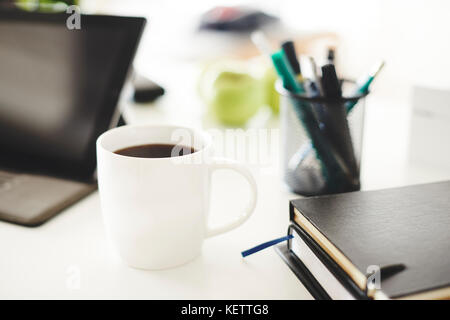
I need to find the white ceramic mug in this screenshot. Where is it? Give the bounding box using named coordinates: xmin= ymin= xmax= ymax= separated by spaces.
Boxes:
xmin=96 ymin=125 xmax=257 ymax=270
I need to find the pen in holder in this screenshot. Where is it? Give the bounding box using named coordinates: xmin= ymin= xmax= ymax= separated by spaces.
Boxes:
xmin=277 ymin=80 xmax=367 ymax=196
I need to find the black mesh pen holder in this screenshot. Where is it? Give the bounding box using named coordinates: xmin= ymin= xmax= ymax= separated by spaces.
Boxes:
xmin=277 ymin=80 xmax=368 ymax=196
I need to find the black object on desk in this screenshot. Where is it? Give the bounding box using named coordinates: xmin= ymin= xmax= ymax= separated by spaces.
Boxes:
xmin=132 ymin=73 xmax=165 ymax=103
xmin=277 ymin=181 xmax=450 ymax=300
xmin=0 ymin=11 xmax=145 ymax=226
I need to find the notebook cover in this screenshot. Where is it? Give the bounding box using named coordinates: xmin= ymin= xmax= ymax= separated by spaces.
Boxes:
xmin=290 ymin=181 xmax=450 ymax=299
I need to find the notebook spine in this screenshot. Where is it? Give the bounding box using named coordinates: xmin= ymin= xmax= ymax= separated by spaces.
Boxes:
xmin=287 ymin=223 xmax=370 ymax=299
xmin=274 ymin=244 xmax=331 ymax=300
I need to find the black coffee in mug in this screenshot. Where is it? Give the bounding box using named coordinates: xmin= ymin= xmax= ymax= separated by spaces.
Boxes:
xmin=98 ymin=125 xmax=257 ymax=269
xmin=114 ymin=144 xmax=197 ymax=158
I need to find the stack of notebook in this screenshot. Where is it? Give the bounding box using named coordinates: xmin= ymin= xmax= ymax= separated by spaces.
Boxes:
xmin=276 ymin=181 xmax=450 ymax=300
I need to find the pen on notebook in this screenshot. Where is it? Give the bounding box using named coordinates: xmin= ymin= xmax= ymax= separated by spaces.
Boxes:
xmin=379 ymin=263 xmax=407 ymax=280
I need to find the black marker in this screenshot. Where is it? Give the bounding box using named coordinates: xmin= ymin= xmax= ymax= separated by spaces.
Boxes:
xmin=321 ymin=64 xmax=359 ymax=189
xmin=327 ymin=47 xmax=335 ymax=64
xmin=281 ymin=40 xmax=301 ymax=76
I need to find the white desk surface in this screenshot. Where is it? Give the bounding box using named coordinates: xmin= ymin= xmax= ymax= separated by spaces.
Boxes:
xmin=1 ymin=58 xmax=449 ymax=299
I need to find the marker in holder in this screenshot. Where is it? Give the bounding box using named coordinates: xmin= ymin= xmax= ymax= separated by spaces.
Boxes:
xmin=277 ymin=80 xmax=368 ymax=196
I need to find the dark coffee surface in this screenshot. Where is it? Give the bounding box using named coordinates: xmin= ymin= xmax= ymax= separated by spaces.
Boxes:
xmin=114 ymin=144 xmax=197 ymax=158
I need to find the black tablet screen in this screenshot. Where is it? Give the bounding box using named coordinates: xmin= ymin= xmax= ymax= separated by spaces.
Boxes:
xmin=0 ymin=13 xmax=143 ymax=180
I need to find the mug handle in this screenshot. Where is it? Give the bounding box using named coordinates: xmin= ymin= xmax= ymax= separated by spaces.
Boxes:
xmin=206 ymin=158 xmax=257 ymax=238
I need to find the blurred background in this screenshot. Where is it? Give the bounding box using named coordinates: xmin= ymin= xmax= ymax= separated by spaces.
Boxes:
xmin=2 ymin=0 xmax=450 ymax=189
xmin=75 ymin=0 xmax=450 ymax=100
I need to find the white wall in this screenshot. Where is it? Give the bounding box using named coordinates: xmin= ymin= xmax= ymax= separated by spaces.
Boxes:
xmin=85 ymin=0 xmax=450 ymax=102
xmin=281 ymin=0 xmax=450 ymax=102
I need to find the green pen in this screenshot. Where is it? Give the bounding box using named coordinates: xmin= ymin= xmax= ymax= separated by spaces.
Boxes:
xmin=271 ymin=50 xmax=305 ymax=94
xmin=346 ymin=61 xmax=385 ymax=112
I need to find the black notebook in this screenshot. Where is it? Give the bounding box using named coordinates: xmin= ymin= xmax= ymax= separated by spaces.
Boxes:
xmin=289 ymin=181 xmax=450 ymax=299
